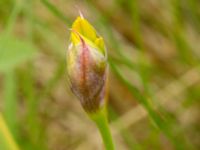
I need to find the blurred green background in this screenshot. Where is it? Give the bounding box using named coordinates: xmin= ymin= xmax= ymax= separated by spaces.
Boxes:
xmin=0 ymin=0 xmax=200 ymax=150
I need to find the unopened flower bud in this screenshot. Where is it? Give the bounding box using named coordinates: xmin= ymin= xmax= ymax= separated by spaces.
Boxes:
xmin=66 ymin=16 xmax=108 ymax=113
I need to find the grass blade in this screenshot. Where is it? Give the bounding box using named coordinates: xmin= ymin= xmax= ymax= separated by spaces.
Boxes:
xmin=0 ymin=113 xmax=20 ymax=150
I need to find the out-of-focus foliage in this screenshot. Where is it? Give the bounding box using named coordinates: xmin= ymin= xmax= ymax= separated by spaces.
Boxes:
xmin=0 ymin=35 xmax=36 ymax=72
xmin=0 ymin=0 xmax=200 ymax=150
xmin=0 ymin=0 xmax=14 ymax=24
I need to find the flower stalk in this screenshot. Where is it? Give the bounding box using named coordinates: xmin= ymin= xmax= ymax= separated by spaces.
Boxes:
xmin=90 ymin=106 xmax=115 ymax=150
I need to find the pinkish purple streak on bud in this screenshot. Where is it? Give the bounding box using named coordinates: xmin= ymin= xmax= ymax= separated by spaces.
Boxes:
xmin=80 ymin=38 xmax=105 ymax=112
xmin=79 ymin=37 xmax=90 ymax=102
xmin=67 ymin=34 xmax=107 ymax=113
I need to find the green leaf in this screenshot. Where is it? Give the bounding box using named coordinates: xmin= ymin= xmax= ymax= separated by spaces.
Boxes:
xmin=0 ymin=35 xmax=37 ymax=72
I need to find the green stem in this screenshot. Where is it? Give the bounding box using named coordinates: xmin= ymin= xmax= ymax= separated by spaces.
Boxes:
xmin=4 ymin=71 xmax=18 ymax=138
xmin=5 ymin=0 xmax=22 ymax=36
xmin=90 ymin=107 xmax=115 ymax=150
xmin=0 ymin=113 xmax=19 ymax=150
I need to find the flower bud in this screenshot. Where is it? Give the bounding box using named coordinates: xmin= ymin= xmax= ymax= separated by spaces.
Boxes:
xmin=66 ymin=16 xmax=108 ymax=113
